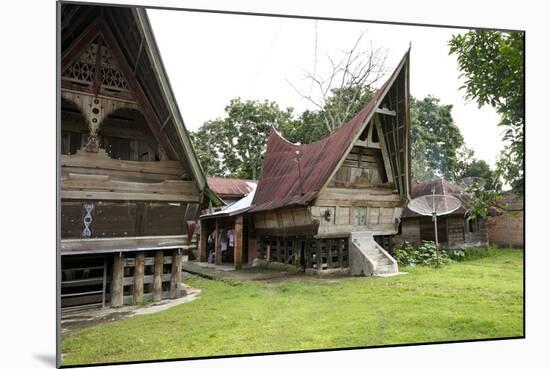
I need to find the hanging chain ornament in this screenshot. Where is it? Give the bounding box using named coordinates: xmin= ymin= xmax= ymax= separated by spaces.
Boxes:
xmin=82 ymin=202 xmax=94 ymax=238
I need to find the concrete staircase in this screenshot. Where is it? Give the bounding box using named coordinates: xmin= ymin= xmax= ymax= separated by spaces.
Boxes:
xmin=349 ymin=231 xmax=399 ymax=276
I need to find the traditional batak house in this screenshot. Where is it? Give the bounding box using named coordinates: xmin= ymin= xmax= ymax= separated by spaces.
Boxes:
xmin=248 ymin=50 xmax=412 ymax=276
xmin=396 ymin=178 xmax=491 ymax=249
xmin=59 ymin=4 xmax=221 ymax=308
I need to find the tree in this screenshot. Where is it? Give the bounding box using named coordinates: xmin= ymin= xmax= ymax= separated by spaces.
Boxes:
xmin=449 ymin=30 xmax=524 ymax=194
xmin=461 ymin=182 xmax=503 ymax=221
xmin=455 ymin=152 xmax=502 ymax=192
xmin=288 ymin=31 xmax=386 ymax=134
xmin=191 ymin=98 xmax=295 ymax=179
xmin=410 ymin=96 xmax=464 ymax=181
xmin=282 ymin=87 xmax=374 ymax=145
xmin=278 ymin=109 xmax=329 ymax=145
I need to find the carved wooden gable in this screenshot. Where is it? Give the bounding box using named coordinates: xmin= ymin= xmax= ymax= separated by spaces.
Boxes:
xmin=62 ymin=36 xmax=134 ymax=102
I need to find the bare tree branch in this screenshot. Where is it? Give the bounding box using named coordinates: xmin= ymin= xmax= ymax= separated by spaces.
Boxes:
xmin=290 ymin=30 xmax=388 ymax=132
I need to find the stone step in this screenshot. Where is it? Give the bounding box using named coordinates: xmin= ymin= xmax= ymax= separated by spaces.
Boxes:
xmin=350 ymin=231 xmax=399 ymax=277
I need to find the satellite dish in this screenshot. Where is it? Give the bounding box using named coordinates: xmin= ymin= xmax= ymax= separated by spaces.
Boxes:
xmin=406 ymin=188 xmax=462 ymax=267
xmin=408 ymin=194 xmax=462 ymax=217
xmin=457 ymin=177 xmax=486 ymax=191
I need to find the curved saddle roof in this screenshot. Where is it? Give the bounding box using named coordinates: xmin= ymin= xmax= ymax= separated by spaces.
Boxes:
xmin=252 ymin=49 xmax=410 ymax=212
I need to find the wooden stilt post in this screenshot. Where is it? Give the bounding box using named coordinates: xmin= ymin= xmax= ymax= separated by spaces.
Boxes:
xmin=304 ymin=239 xmax=309 ymax=269
xmin=338 ymin=239 xmax=344 ymax=268
xmin=328 ymin=240 xmax=333 ymax=269
xmin=102 ymin=255 xmax=107 ymax=308
xmin=215 ymin=218 xmax=222 ymax=265
xmin=234 ymin=215 xmax=243 ymax=270
xmin=133 ymin=252 xmax=145 ymax=303
xmin=247 ymin=220 xmax=257 ymax=264
xmin=153 ymin=250 xmax=163 ymax=302
xmin=199 ymin=219 xmax=208 ymax=262
xmin=316 ymin=240 xmax=322 ymax=270
xmin=170 ymin=249 xmax=183 ymax=299
xmin=111 ymin=252 xmax=124 ymax=307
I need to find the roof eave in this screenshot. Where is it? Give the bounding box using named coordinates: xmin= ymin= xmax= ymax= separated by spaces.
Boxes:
xmin=135 ymin=9 xmax=222 ymax=205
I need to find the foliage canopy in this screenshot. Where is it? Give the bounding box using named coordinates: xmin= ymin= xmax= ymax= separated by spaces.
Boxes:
xmin=449 ymin=30 xmax=524 ymax=193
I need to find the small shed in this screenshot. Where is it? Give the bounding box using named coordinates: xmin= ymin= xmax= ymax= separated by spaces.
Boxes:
xmin=199 ymin=184 xmax=257 ymax=269
xmin=396 ymin=178 xmax=490 ymax=249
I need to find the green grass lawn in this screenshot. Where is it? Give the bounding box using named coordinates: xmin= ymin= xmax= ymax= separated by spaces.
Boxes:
xmin=61 ymin=248 xmax=524 ymax=366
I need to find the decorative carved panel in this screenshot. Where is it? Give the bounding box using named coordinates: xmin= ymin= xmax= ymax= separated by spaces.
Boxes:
xmin=62 ymin=39 xmax=134 ymax=100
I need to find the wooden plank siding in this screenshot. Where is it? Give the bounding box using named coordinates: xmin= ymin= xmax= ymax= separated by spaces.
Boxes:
xmin=311 ymin=184 xmax=403 ymax=237
xmin=61 ymin=200 xmax=196 ymax=239
xmin=330 ymin=146 xmax=388 ymax=188
xmin=253 ymin=208 xmax=318 ymax=237
xmin=61 ymin=150 xmax=194 ymax=182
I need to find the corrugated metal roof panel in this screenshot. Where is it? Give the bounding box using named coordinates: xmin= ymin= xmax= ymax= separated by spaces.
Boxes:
xmin=207 ymin=177 xmax=255 ymax=198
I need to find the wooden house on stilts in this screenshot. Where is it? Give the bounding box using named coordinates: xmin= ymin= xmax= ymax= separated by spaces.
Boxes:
xmin=59 ymin=4 xmax=221 ymax=308
xmin=248 ymin=50 xmax=412 ymax=276
xmin=198 ymin=50 xmax=413 ymax=276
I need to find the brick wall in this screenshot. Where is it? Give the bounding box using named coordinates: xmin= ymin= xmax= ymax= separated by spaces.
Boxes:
xmin=461 ymin=217 xmax=489 ymax=248
xmin=487 ymin=211 xmax=524 ymax=247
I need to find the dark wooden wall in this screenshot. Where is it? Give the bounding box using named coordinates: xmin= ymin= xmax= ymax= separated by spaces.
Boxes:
xmin=447 ymin=216 xmax=466 ymax=246
xmin=61 ymin=200 xmax=197 ymax=239
xmin=419 ymin=216 xmax=447 ymax=244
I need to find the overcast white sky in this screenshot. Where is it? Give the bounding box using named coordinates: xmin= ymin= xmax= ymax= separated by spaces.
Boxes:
xmin=148 ymin=9 xmax=505 ymax=168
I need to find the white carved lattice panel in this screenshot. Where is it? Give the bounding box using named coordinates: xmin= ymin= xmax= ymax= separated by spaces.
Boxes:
xmin=62 ymin=41 xmax=132 ymax=94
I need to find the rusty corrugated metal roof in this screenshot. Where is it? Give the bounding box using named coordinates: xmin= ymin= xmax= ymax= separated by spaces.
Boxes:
xmin=252 ymin=51 xmax=410 ymax=212
xmin=207 ymin=177 xmax=255 ymax=198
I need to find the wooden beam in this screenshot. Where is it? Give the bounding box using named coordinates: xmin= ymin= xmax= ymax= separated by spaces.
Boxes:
xmin=102 ymin=256 xmax=107 ymax=308
xmin=153 ymin=251 xmax=163 ymax=302
xmin=92 ymin=42 xmax=104 ymax=97
xmin=199 ymin=220 xmax=208 ymax=262
xmin=110 ymin=253 xmax=124 ymax=307
xmin=62 ymin=18 xmax=102 ymax=70
xmin=247 ymin=221 xmax=257 ymax=264
xmin=234 ymin=215 xmax=243 ymax=270
xmin=62 ymin=152 xmax=186 ymax=175
xmin=375 ymin=107 xmax=397 ymax=116
xmin=214 ymin=219 xmax=222 ymax=265
xmin=170 ymin=250 xmax=183 ymax=299
xmin=62 ymin=177 xmax=198 ymax=196
xmin=375 ymin=115 xmax=395 ymax=183
xmin=61 ymin=190 xmax=199 ymax=202
xmin=315 ymin=241 xmax=322 ymax=270
xmin=133 ymin=252 xmax=145 ymax=303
